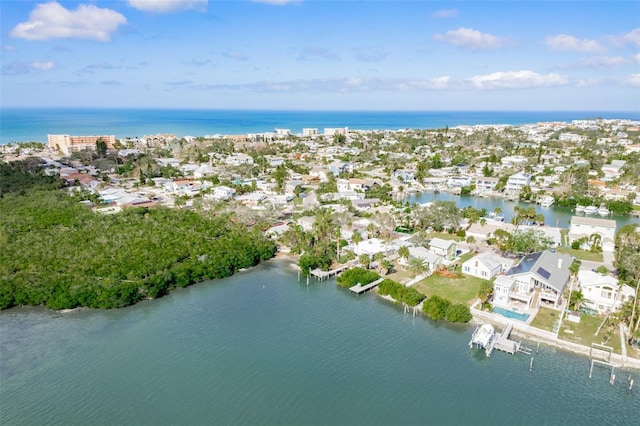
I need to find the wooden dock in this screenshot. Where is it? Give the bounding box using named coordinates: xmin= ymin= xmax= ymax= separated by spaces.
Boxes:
xmin=349 ymin=278 xmax=384 ymax=294
xmin=487 ymin=323 xmax=532 ymax=357
xmin=309 ymin=264 xmax=351 ymax=281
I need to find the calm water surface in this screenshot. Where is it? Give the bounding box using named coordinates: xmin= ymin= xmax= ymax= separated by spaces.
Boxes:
xmin=1 ymin=259 xmax=638 ymax=425
xmin=408 ymin=191 xmax=640 ymax=229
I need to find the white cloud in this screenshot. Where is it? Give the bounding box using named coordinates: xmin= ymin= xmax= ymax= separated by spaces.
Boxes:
xmin=544 ymin=34 xmax=604 ymax=53
xmin=635 ymin=53 xmax=640 ymax=63
xmin=2 ymin=60 xmax=56 ymax=75
xmin=581 ymin=56 xmax=629 ymax=67
xmin=433 ymin=27 xmax=508 ymax=51
xmin=625 ymin=73 xmax=640 ymax=87
xmin=3 ymin=45 xmax=17 ymax=51
xmin=251 ymin=0 xmax=301 ymax=5
xmin=30 ymin=61 xmax=55 ymax=71
xmin=623 ymin=28 xmax=640 ymax=46
xmin=186 ymin=77 xmax=451 ymax=93
xmin=432 ymin=9 xmax=458 ymax=18
xmin=10 ymin=2 xmax=126 ymax=41
xmin=466 ymin=70 xmax=569 ymax=90
xmin=128 ymin=0 xmax=207 ymax=13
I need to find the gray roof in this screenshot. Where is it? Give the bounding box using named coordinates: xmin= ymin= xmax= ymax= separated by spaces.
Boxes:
xmin=505 ymin=250 xmax=572 ymax=293
xmin=570 ymin=216 xmax=616 ymax=228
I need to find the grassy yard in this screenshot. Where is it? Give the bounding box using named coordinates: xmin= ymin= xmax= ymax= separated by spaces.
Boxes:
xmin=386 ymin=265 xmax=414 ymax=284
xmin=560 ymin=229 xmax=569 ymax=247
xmin=529 ymin=307 xmax=559 ymax=332
xmin=559 ymin=313 xmax=622 ymax=354
xmin=557 ymin=247 xmax=603 ymax=262
xmin=412 ymin=273 xmax=488 ymax=305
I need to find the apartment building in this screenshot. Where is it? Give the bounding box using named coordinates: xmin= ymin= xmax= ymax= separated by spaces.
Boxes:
xmin=48 ymin=134 xmax=115 ymax=155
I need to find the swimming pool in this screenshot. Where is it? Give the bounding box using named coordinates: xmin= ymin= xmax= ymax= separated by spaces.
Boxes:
xmin=493 ymin=306 xmax=530 ymax=322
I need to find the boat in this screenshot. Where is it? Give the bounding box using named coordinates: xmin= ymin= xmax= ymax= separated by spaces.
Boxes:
xmin=598 ymin=203 xmax=610 ymax=216
xmin=575 ymin=204 xmax=585 ymax=213
xmin=584 ymin=205 xmax=598 ymax=215
xmin=469 ymin=324 xmax=495 ymax=350
xmin=539 ymin=195 xmax=554 ymax=208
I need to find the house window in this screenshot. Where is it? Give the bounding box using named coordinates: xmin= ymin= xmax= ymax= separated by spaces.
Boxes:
xmin=601 ymin=290 xmax=612 ymax=299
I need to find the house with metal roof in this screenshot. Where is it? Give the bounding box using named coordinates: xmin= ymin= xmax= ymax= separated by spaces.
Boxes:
xmin=493 ymin=250 xmax=573 ymax=309
xmin=428 ymin=237 xmax=458 ymax=260
xmin=462 ymin=252 xmax=514 ymax=280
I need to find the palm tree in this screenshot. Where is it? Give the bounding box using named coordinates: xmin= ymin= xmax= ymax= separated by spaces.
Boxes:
xmin=398 ymin=245 xmax=410 ymax=262
xmin=373 ymin=252 xmax=386 ymax=272
xmin=589 ymin=233 xmax=602 ymax=252
xmin=408 ymin=256 xmax=429 ymax=277
xmin=351 ymin=230 xmax=363 ymax=245
xmin=358 ymin=253 xmax=371 ymax=269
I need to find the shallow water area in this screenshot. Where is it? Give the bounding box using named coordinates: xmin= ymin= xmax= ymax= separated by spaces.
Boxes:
xmin=1 ymin=259 xmax=638 ymax=425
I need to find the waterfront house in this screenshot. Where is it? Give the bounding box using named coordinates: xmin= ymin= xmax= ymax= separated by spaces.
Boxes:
xmin=493 ymin=251 xmax=572 ymax=309
xmin=462 ymin=252 xmax=514 ymax=280
xmin=428 ymin=238 xmax=457 ymax=260
xmin=577 ymin=270 xmax=635 ymax=314
xmin=568 ymin=216 xmax=616 ymax=253
xmin=398 ymin=246 xmax=443 ymax=274
xmin=475 ymin=177 xmax=500 ymax=192
xmin=505 ymin=172 xmax=531 ymax=192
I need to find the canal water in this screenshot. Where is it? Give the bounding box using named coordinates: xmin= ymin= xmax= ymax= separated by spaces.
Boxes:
xmin=1 ymin=259 xmax=638 ymax=425
xmin=407 ymin=191 xmax=640 ymax=229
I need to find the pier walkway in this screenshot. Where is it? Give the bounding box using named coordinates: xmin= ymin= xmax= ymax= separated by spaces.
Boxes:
xmin=349 ymin=278 xmax=384 ymax=294
xmin=309 ymin=263 xmax=352 ymax=281
xmin=487 ymin=323 xmax=532 ymax=357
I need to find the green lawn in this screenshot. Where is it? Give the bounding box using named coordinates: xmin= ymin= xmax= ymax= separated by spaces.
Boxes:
xmin=412 ymin=273 xmax=488 ymax=305
xmin=529 ymin=307 xmax=559 ymax=332
xmin=560 ymin=229 xmax=569 ymax=247
xmin=559 ymin=313 xmax=622 ymax=354
xmin=387 ymin=266 xmax=414 ymax=284
xmin=557 ymin=247 xmax=603 ymax=262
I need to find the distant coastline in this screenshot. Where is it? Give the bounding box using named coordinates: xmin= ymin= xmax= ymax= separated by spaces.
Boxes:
xmin=2 ymin=108 xmax=639 ymax=145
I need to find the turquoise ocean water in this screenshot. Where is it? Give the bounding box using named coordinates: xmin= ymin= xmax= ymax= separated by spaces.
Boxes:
xmin=1 ymin=260 xmax=638 ymax=425
xmin=1 ymin=109 xmax=639 ymax=145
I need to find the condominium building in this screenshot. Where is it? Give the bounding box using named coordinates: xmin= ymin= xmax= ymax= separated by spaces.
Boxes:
xmin=48 ymin=134 xmax=115 ymax=155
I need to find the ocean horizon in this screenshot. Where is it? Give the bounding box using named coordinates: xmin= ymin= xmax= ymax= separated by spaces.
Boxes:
xmin=2 ymin=108 xmax=639 ymax=145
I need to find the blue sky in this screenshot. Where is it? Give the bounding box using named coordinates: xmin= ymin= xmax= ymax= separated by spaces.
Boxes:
xmin=1 ymin=0 xmax=639 ymax=110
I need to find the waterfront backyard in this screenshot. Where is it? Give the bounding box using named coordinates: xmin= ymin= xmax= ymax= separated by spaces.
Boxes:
xmin=531 ymin=307 xmax=623 ymax=354
xmin=412 ymin=273 xmax=490 ymax=306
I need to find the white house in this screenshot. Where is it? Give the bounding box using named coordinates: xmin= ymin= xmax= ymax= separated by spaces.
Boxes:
xmin=206 ymin=185 xmax=236 ymax=201
xmin=428 ymin=238 xmax=457 ymax=260
xmin=505 ymin=172 xmax=531 ymax=192
xmin=398 ymin=246 xmax=443 ymax=274
xmin=493 ymin=251 xmax=572 ymax=309
xmin=578 ymin=271 xmax=635 ymax=314
xmin=462 ymin=252 xmax=514 ymax=280
xmin=475 ymin=177 xmax=499 ymax=192
xmin=568 ymin=216 xmax=616 ymax=253
xmin=447 ymin=176 xmax=472 ymax=188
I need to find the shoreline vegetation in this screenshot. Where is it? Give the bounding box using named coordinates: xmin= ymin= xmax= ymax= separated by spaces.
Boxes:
xmin=0 ymin=162 xmax=277 ymax=310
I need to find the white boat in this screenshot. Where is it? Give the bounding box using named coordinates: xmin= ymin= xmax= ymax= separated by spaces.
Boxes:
xmin=469 ymin=324 xmax=495 ymax=349
xmin=598 ymin=204 xmax=610 ymax=216
xmin=575 ymin=204 xmax=585 ymax=213
xmin=584 ymin=205 xmax=598 ymax=215
xmin=539 ymin=195 xmax=554 ymax=208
